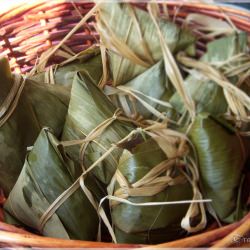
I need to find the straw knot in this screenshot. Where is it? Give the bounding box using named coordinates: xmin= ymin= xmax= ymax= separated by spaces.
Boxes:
xmin=110 ymin=159 xmax=184 ymax=207
xmin=112 ymin=109 xmax=122 ymax=120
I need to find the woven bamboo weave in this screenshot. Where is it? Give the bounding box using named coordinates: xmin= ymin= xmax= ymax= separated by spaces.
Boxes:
xmin=0 ymin=1 xmax=249 ymax=248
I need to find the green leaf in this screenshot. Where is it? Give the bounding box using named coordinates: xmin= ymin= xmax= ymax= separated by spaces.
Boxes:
xmin=112 ymin=139 xmax=193 ymax=243
xmin=0 ymin=58 xmax=70 ymax=196
xmin=188 ymin=113 xmax=246 ymax=222
xmin=202 ymin=32 xmax=248 ymax=62
xmin=30 ymin=47 xmax=102 ymax=87
xmin=170 ymin=32 xmax=248 ymax=116
xmin=105 ymin=60 xmax=175 ymax=119
xmin=97 ymin=3 xmax=195 ymax=85
xmin=4 ymin=128 xmax=99 ymax=240
xmin=62 ymin=72 xmax=134 ymax=186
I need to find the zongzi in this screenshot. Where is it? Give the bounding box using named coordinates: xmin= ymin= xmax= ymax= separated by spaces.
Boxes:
xmin=170 ymin=32 xmax=248 ymax=117
xmin=4 ymin=128 xmax=99 ymax=240
xmin=104 ymin=60 xmax=175 ymax=120
xmin=188 ymin=113 xmax=247 ymax=222
xmin=96 ymin=2 xmax=196 ymax=85
xmin=0 ymin=57 xmax=69 ymax=195
xmin=110 ymin=138 xmax=193 ymax=244
xmin=62 ymin=71 xmax=134 ymax=186
xmin=30 ymin=46 xmax=102 ymax=88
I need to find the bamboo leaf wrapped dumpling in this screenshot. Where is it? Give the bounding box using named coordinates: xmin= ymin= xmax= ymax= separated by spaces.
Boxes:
xmin=110 ymin=138 xmax=196 ymax=244
xmin=104 ymin=60 xmax=175 ymax=120
xmin=0 ymin=57 xmax=69 ymax=195
xmin=4 ymin=128 xmax=99 ymax=240
xmin=96 ymin=2 xmax=196 ymax=85
xmin=170 ymin=32 xmax=248 ymax=116
xmin=62 ymin=71 xmax=134 ymax=186
xmin=188 ymin=113 xmax=247 ymax=223
xmin=30 ymin=46 xmax=102 ymax=87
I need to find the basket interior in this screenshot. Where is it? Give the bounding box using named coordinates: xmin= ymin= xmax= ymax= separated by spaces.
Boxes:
xmin=0 ymin=1 xmax=250 ymax=248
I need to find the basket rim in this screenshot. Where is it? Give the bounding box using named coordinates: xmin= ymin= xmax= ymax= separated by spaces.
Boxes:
xmin=1 ymin=0 xmax=250 ymax=18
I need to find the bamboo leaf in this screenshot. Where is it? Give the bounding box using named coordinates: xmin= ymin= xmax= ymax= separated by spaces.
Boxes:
xmin=170 ymin=33 xmax=248 ymax=117
xmin=111 ymin=139 xmax=193 ymax=244
xmin=104 ymin=60 xmax=175 ymax=119
xmin=185 ymin=13 xmax=235 ymax=38
xmin=62 ymin=71 xmax=134 ymax=186
xmin=188 ymin=113 xmax=246 ymax=222
xmin=4 ymin=128 xmax=99 ymax=240
xmin=96 ymin=3 xmax=195 ymax=85
xmin=0 ymin=58 xmax=70 ymax=196
xmin=30 ymin=47 xmax=102 ymax=88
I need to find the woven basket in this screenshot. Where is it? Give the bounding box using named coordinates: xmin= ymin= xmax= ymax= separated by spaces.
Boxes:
xmin=0 ymin=1 xmax=250 ymax=248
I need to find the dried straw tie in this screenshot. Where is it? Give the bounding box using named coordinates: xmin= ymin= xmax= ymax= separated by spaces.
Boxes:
xmin=96 ymin=2 xmax=196 ymax=120
xmin=0 ymin=2 xmax=100 ymax=127
xmin=28 ymin=3 xmax=100 ymax=77
xmin=103 ymin=125 xmax=208 ymax=234
xmin=38 ymin=128 xmax=143 ymax=243
xmin=38 ymin=110 xmax=211 ymax=243
xmin=41 ymin=44 xmax=100 ymax=85
xmin=177 ymin=53 xmax=250 ymax=123
xmin=0 ymin=74 xmax=25 ymax=128
xmin=39 ymin=110 xmax=125 ymax=242
xmin=96 ymin=3 xmax=155 ymax=89
xmin=109 ymin=159 xmax=186 ymax=207
xmin=104 ymin=85 xmax=175 ymax=123
xmin=147 ymin=3 xmax=196 ymax=120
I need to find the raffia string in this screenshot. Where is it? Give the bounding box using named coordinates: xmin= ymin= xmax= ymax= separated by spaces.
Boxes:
xmin=127 ymin=4 xmax=155 ymax=65
xmin=37 ymin=46 xmax=75 ymax=75
xmin=96 ymin=3 xmax=154 ymax=70
xmin=209 ymin=53 xmax=250 ymax=88
xmin=225 ymin=61 xmax=250 ymax=78
xmin=210 ymin=53 xmax=247 ymax=68
xmin=99 ymin=43 xmax=109 ymax=89
xmin=96 ymin=11 xmax=151 ymax=70
xmin=236 ymin=69 xmax=250 ymax=87
xmin=0 ymin=74 xmax=25 ymax=128
xmin=145 ymin=127 xmax=206 ymax=232
xmin=184 ymin=13 xmax=235 ymax=38
xmin=177 ymin=53 xmax=250 ymax=122
xmin=147 ymin=3 xmax=196 ymax=120
xmin=39 ymin=109 xmax=138 ymax=241
xmin=42 ymin=44 xmax=101 ymax=85
xmin=0 ymin=74 xmax=21 ymax=118
xmin=44 ymin=66 xmax=55 ymax=85
xmin=78 ymin=175 xmax=114 ymax=242
xmin=144 ymin=121 xmax=199 ymax=166
xmin=100 ymin=196 xmax=211 ymax=208
xmin=109 ymin=159 xmax=186 ymax=207
xmin=39 ymin=127 xmax=140 ymax=243
xmin=78 ymin=109 xmax=122 ymax=171
xmin=101 ymin=119 xmax=207 ymax=233
xmin=180 ymin=157 xmax=207 ymax=233
xmin=136 ymin=122 xmax=205 ymax=232
xmin=142 ymin=120 xmax=204 ymax=232
xmin=39 ymin=114 xmax=209 ymax=241
xmin=60 ymin=45 xmax=100 ymax=66
xmin=104 ymin=85 xmax=174 ymax=122
xmin=105 ymin=154 xmax=208 ymax=234
xmin=28 ymin=3 xmax=100 ymax=77
xmin=210 ymin=53 xmax=250 ymax=82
